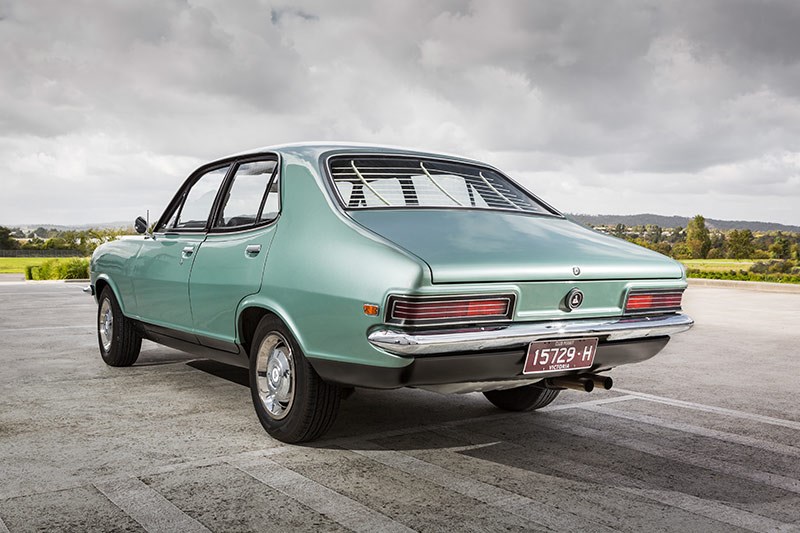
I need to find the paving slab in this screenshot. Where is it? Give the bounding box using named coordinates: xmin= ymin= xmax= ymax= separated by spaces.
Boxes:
xmin=0 ymin=282 xmax=798 ymax=531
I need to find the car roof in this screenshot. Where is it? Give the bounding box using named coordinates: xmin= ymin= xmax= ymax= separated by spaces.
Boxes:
xmin=218 ymin=142 xmax=486 ymax=167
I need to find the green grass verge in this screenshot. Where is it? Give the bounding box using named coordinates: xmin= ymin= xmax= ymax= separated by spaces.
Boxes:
xmin=680 ymin=259 xmax=756 ymax=272
xmin=682 ymin=258 xmax=800 ymax=284
xmin=686 ymin=269 xmax=800 ymax=284
xmin=0 ymin=257 xmax=55 ymax=274
xmin=0 ymin=257 xmax=91 ymax=280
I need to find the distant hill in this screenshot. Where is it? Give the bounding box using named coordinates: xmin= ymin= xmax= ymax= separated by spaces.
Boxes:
xmin=567 ymin=214 xmax=800 ymax=233
xmin=4 ymin=221 xmax=132 ymax=232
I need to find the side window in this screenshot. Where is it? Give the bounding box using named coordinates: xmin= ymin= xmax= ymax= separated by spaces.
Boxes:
xmin=159 ymin=165 xmax=229 ymax=231
xmin=174 ymin=166 xmax=229 ymax=229
xmin=215 ymin=160 xmax=278 ymax=228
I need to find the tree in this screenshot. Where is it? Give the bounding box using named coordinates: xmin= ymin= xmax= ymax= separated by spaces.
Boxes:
xmin=769 ymin=233 xmax=792 ymax=259
xmin=668 ymin=226 xmax=684 ymax=243
xmin=612 ymin=223 xmax=626 ymax=238
xmin=727 ymin=229 xmax=755 ymax=259
xmin=0 ymin=226 xmax=19 ymax=250
xmin=686 ymin=215 xmax=711 ymax=259
xmin=645 ymin=224 xmax=662 ymax=243
xmin=710 ymin=232 xmax=726 ymax=254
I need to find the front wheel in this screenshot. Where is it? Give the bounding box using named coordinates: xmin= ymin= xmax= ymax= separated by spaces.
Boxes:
xmin=97 ymin=287 xmax=141 ymax=367
xmin=249 ymin=317 xmax=341 ymax=443
xmin=483 ymin=383 xmax=560 ymax=411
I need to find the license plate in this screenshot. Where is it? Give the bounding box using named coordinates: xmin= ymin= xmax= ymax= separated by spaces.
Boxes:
xmin=523 ymin=337 xmax=598 ymax=375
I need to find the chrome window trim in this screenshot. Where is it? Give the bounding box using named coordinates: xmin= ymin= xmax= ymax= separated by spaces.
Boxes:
xmin=209 ymin=155 xmax=282 ymax=234
xmin=154 ymin=152 xmax=282 ymax=235
xmin=320 ymin=151 xmax=563 ymax=218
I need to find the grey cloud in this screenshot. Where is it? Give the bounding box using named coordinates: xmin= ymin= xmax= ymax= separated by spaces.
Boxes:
xmin=1 ymin=0 xmax=799 ymax=226
xmin=270 ymin=7 xmax=317 ymax=24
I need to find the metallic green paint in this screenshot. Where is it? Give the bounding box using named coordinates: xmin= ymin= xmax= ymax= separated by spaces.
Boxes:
xmin=190 ymin=225 xmax=276 ymax=346
xmin=90 ymin=143 xmax=689 ymax=376
xmin=91 ymin=236 xmax=144 ymax=316
xmin=350 ymin=210 xmax=684 ymax=283
xmin=131 ymin=233 xmax=205 ymax=331
xmin=240 ymin=154 xmax=426 ymax=369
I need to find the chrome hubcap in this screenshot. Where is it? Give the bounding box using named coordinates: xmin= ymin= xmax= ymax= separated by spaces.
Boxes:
xmin=255 ymin=333 xmax=295 ymax=420
xmin=99 ymin=298 xmax=113 ymax=352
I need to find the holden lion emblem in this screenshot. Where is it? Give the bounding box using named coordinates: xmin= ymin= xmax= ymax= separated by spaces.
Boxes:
xmin=566 ymin=288 xmax=584 ymax=310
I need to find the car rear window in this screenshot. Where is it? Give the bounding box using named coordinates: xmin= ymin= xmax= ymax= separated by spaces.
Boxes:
xmin=328 ymin=155 xmax=553 ymax=215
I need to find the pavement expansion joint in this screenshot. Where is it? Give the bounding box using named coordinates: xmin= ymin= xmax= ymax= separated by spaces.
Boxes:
xmin=613 ymin=388 xmax=800 ymax=431
xmin=581 ymin=404 xmax=800 ymax=458
xmin=438 ymin=426 xmax=797 ymax=533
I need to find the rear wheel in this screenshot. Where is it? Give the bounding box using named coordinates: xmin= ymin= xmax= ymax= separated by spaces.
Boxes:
xmin=97 ymin=287 xmax=141 ymax=367
xmin=483 ymin=383 xmax=560 ymax=411
xmin=249 ymin=316 xmax=341 ymax=443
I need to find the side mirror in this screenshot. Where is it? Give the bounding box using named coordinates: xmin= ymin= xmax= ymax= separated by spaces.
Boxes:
xmin=134 ymin=216 xmax=148 ymax=234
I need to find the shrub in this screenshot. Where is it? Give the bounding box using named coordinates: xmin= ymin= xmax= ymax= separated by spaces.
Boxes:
xmin=671 ymin=243 xmax=691 ymax=259
xmin=26 ymin=258 xmax=89 ymax=280
xmin=58 ymin=258 xmax=90 ymax=279
xmin=686 ymin=268 xmax=800 ymax=284
xmin=749 ymin=259 xmax=796 ymax=275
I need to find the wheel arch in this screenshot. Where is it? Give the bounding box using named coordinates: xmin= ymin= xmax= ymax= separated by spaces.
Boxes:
xmin=94 ymin=275 xmax=124 ymax=310
xmin=237 ymin=300 xmax=305 ymax=360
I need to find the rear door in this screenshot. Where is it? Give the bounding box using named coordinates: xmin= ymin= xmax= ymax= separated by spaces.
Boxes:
xmin=189 ymin=157 xmax=281 ymax=351
xmin=131 ymin=164 xmax=230 ymax=331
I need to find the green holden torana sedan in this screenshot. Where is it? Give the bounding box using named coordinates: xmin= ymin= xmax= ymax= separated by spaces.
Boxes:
xmin=89 ymin=142 xmax=693 ymax=443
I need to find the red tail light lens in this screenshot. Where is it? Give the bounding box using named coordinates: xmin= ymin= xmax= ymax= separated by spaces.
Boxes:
xmin=387 ymin=295 xmax=514 ymax=325
xmin=625 ymin=289 xmax=684 ymax=314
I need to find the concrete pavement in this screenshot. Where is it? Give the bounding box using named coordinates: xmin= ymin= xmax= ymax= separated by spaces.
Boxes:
xmin=0 ymin=283 xmax=798 ymax=531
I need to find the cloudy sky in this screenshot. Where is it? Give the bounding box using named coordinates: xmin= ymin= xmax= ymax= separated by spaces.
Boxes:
xmin=1 ymin=0 xmax=799 ymax=226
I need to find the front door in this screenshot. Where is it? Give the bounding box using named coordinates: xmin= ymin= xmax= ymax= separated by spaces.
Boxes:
xmin=131 ymin=164 xmax=230 ymax=331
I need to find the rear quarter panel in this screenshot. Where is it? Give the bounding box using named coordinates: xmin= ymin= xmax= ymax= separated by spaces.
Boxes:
xmin=240 ymin=150 xmax=427 ymax=368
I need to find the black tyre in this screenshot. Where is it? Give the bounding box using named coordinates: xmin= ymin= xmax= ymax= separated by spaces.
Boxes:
xmin=97 ymin=287 xmax=142 ymax=367
xmin=483 ymin=383 xmax=560 ymax=411
xmin=249 ymin=316 xmax=341 ymax=443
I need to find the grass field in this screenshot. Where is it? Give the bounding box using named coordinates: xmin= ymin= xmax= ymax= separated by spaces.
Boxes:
xmin=0 ymin=257 xmax=55 ymax=274
xmin=680 ymin=259 xmax=756 ymax=272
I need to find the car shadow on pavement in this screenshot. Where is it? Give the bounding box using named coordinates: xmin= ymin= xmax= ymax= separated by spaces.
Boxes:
xmin=186 ymin=359 xmax=250 ymax=387
xmin=183 ymin=358 xmax=509 ymax=449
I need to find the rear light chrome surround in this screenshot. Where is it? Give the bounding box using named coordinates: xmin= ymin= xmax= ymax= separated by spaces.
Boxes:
xmin=385 ymin=294 xmax=516 ymax=327
xmin=624 ymin=289 xmax=684 ymax=315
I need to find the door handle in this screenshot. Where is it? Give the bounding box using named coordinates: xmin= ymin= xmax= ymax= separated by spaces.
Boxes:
xmin=182 ymin=246 xmax=195 ymax=256
xmin=245 ymin=244 xmax=262 ymax=256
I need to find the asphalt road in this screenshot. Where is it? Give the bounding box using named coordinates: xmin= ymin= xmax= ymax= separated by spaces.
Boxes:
xmin=0 ymin=281 xmax=798 ymax=532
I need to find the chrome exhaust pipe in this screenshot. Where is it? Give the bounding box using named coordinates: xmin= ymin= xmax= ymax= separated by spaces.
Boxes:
xmin=544 ymin=374 xmax=613 ymax=392
xmin=545 ymin=377 xmax=594 ymax=392
xmin=588 ymin=374 xmax=613 ymax=390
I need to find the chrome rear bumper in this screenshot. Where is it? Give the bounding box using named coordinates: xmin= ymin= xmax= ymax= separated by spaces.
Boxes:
xmin=368 ymin=313 xmax=694 ymax=356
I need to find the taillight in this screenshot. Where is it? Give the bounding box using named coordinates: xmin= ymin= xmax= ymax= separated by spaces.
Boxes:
xmin=386 ymin=294 xmax=515 ymax=326
xmin=625 ymin=289 xmax=684 ymax=314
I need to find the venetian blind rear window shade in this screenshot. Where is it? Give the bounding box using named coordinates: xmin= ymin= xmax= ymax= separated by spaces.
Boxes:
xmin=328 ymin=156 xmax=551 ymax=214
